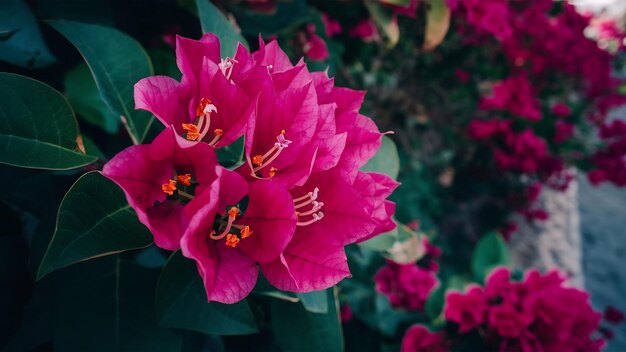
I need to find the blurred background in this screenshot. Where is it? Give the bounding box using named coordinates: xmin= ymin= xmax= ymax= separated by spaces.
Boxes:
xmin=3 ymin=0 xmax=626 ymax=351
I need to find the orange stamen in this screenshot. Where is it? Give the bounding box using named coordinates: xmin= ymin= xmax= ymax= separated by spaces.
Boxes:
xmin=196 ymin=98 xmax=213 ymax=117
xmin=228 ymin=207 xmax=239 ymax=218
xmin=161 ymin=179 xmax=177 ymax=195
xmin=214 ymin=129 xmax=224 ymax=136
xmin=182 ymin=123 xmax=200 ymax=141
xmin=240 ymin=226 xmax=253 ymax=239
xmin=269 ymin=167 xmax=277 ymax=177
xmin=177 ymin=174 xmax=192 ymax=187
xmin=252 ymin=155 xmax=264 ymax=166
xmin=225 ymin=234 xmax=240 ymax=248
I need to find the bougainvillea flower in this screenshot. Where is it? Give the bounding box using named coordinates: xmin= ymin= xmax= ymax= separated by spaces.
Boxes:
xmin=102 ymin=127 xmax=221 ymax=250
xmin=480 ymin=75 xmax=541 ymax=121
xmin=261 ymin=170 xmax=379 ymax=292
xmin=322 ymin=13 xmax=342 ymax=38
xmin=375 ymin=261 xmax=438 ymax=310
xmin=181 ymin=179 xmax=297 ymax=303
xmin=401 ymin=325 xmax=447 ymax=352
xmin=134 ymin=34 xmax=257 ymax=148
xmin=248 ymin=38 xmax=381 ymax=182
xmin=303 ymin=24 xmax=329 ymax=62
xmin=444 ymin=286 xmax=489 ymax=333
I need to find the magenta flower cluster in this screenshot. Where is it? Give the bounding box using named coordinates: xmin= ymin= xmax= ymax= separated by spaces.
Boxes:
xmin=442 ymin=268 xmax=604 ymax=351
xmin=102 ymin=34 xmax=397 ymax=303
xmin=374 ymin=237 xmax=441 ymax=310
xmin=450 ymin=0 xmax=626 ymax=232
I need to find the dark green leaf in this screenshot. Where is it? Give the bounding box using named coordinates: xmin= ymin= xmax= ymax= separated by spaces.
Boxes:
xmin=361 ymin=136 xmax=400 ymax=180
xmin=0 ymin=0 xmax=55 ymax=68
xmin=0 ymin=29 xmax=19 ymax=42
xmin=271 ymin=288 xmax=343 ymax=352
xmin=364 ymin=2 xmax=399 ymax=47
xmin=51 ymin=256 xmax=182 ymax=351
xmin=155 ymin=251 xmax=259 ymax=335
xmin=424 ymin=285 xmax=444 ymax=321
xmin=150 ymin=48 xmax=181 ymax=80
xmin=48 ymin=20 xmax=154 ymax=143
xmin=64 ymin=63 xmax=119 ymax=134
xmin=297 ymin=290 xmax=328 ymax=314
xmin=195 ymin=0 xmax=248 ymax=56
xmin=217 ymin=136 xmax=245 ymax=169
xmin=37 ymin=172 xmax=153 ymax=280
xmin=80 ymin=134 xmax=106 ymax=159
xmin=471 ymin=231 xmax=512 ymax=283
xmin=0 ymin=73 xmax=96 ymax=170
xmin=233 ymin=0 xmax=310 ymax=37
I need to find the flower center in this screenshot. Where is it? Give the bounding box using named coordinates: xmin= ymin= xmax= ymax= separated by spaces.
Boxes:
xmin=250 ymin=130 xmax=292 ymax=179
xmin=182 ymin=98 xmax=223 ymax=147
xmin=293 ymin=187 xmax=324 ymax=226
xmin=161 ymin=173 xmax=195 ymax=201
xmin=209 ymin=206 xmax=253 ymax=248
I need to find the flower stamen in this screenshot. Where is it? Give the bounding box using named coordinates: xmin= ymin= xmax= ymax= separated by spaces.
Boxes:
xmin=297 ymin=212 xmax=324 ymax=227
xmin=240 ymin=225 xmax=253 ymax=239
xmin=208 ymin=129 xmax=223 ymax=147
xmin=210 ymin=207 xmax=239 ymax=240
xmin=250 ymin=130 xmax=291 ymax=178
xmin=293 ymin=187 xmax=319 ymax=209
xmin=184 ymin=98 xmax=217 ymax=142
xmin=225 ymin=233 xmax=240 ymax=248
xmin=294 ymin=188 xmax=324 ymax=226
xmin=219 ymin=57 xmax=238 ymax=81
xmin=176 ymin=174 xmax=192 ymax=186
xmin=161 ymin=179 xmax=177 ymax=195
xmin=182 ymin=123 xmax=200 ymax=141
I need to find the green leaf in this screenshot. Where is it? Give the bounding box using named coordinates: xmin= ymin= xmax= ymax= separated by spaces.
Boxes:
xmin=297 ymin=290 xmax=329 ymax=314
xmin=64 ymin=63 xmax=119 ymax=134
xmin=379 ymin=0 xmax=412 ymax=5
xmin=271 ymin=288 xmax=343 ymax=352
xmin=0 ymin=29 xmax=19 ymax=42
xmin=471 ymin=231 xmax=512 ymax=283
xmin=0 ymin=73 xmax=96 ymax=170
xmin=195 ymin=0 xmax=248 ymax=56
xmin=0 ymin=0 xmax=55 ymax=68
xmin=51 ymin=256 xmax=182 ymax=351
xmin=155 ymin=251 xmax=259 ymax=335
xmin=37 ymin=172 xmax=153 ymax=280
xmin=364 ymin=2 xmax=399 ymax=47
xmin=423 ymin=0 xmax=451 ymax=51
xmin=425 ymin=284 xmax=444 ymax=322
xmin=216 ymin=136 xmax=245 ymax=169
xmin=360 ymin=136 xmax=400 ymax=180
xmin=48 ymin=20 xmax=154 ymax=144
xmin=80 ymin=134 xmax=106 ymax=159
xmin=233 ymin=0 xmax=310 ymax=37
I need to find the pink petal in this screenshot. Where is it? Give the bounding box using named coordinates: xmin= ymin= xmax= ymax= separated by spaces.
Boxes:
xmin=134 ymin=76 xmax=190 ymax=128
xmin=261 ymin=236 xmax=350 ymax=292
xmin=237 ymin=180 xmax=297 ymax=263
xmin=181 ymin=234 xmax=258 ymax=304
xmin=253 ymin=38 xmax=293 ymax=72
xmin=102 ymin=145 xmax=182 ymax=250
xmin=337 ymin=113 xmax=383 ymax=182
xmin=176 ymin=34 xmax=221 ymax=87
